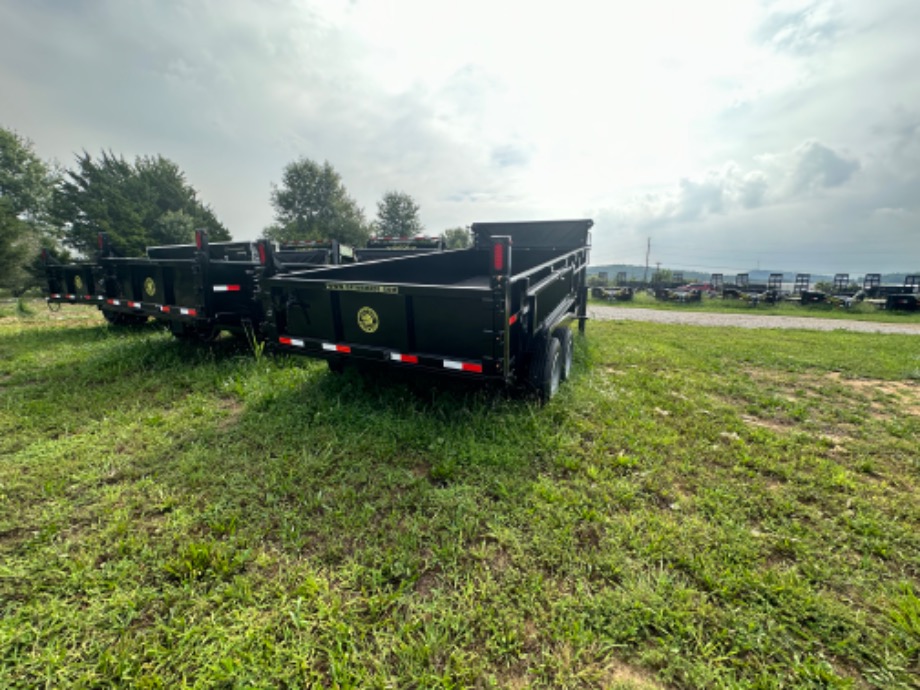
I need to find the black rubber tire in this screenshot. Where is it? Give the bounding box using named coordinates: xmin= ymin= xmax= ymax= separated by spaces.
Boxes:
xmin=123 ymin=313 xmax=149 ymax=326
xmin=529 ymin=335 xmax=562 ymax=402
xmin=552 ymin=326 xmax=574 ymax=382
xmin=102 ymin=310 xmax=125 ymax=326
xmin=102 ymin=310 xmax=148 ymax=327
xmin=172 ymin=324 xmax=220 ymax=342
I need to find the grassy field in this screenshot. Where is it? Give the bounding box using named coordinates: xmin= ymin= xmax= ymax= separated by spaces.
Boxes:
xmin=1 ymin=302 xmax=919 ymax=688
xmin=592 ymin=290 xmax=920 ymax=324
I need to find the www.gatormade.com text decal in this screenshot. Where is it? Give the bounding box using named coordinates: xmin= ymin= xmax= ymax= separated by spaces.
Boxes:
xmin=325 ymin=283 xmax=398 ymax=294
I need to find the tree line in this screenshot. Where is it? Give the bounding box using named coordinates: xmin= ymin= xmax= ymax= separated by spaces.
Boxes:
xmin=1 ymin=126 xmax=471 ymax=294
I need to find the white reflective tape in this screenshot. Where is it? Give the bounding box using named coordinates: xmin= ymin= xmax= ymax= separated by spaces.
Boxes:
xmin=443 ymin=360 xmax=463 ymax=371
xmin=389 ymin=352 xmax=402 ymax=361
xmin=213 ymin=285 xmax=230 ymax=292
xmin=129 ymin=301 xmax=141 ymax=308
xmin=291 ymin=338 xmax=304 ymax=347
xmin=321 ymin=343 xmax=336 ymax=352
xmin=180 ymin=308 xmax=190 ymax=315
xmin=112 ymin=299 xmax=121 ymax=306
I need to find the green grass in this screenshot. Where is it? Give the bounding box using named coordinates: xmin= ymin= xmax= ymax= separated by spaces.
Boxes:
xmin=593 ymin=290 xmax=920 ymax=324
xmin=2 ymin=302 xmax=919 ymax=688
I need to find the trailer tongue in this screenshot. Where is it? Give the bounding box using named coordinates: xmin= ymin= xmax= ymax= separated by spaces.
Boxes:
xmin=261 ymin=219 xmax=592 ymax=400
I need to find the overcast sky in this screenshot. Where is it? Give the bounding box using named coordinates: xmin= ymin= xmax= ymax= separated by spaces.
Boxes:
xmin=2 ymin=0 xmax=918 ymax=273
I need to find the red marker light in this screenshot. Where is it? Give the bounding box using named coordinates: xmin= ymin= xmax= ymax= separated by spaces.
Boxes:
xmin=195 ymin=230 xmax=203 ymax=250
xmin=492 ymin=243 xmax=505 ymax=272
xmin=257 ymin=242 xmax=267 ymax=265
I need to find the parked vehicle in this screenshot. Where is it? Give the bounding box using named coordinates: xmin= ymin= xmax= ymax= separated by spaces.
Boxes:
xmin=260 ymin=219 xmax=593 ymax=400
xmin=44 ymin=232 xmax=351 ymax=339
xmin=353 ymin=235 xmax=444 ymax=262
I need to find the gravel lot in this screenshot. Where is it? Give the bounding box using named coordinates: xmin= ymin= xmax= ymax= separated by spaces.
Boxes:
xmin=588 ymin=305 xmax=920 ymax=335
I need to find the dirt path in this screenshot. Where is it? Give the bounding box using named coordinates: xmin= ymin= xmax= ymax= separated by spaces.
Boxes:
xmin=588 ymin=305 xmax=920 ymax=335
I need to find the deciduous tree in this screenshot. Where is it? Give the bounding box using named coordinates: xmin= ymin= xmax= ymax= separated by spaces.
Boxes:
xmin=0 ymin=127 xmax=58 ymax=291
xmin=442 ymin=226 xmax=471 ymax=249
xmin=374 ymin=191 xmax=422 ymax=238
xmin=264 ymin=158 xmax=369 ymax=246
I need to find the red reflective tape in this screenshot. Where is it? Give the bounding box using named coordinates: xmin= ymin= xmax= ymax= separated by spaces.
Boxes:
xmin=461 ymin=362 xmax=483 ymax=373
xmin=227 ymin=285 xmax=241 ymax=292
xmin=336 ymin=345 xmax=351 ymax=353
xmin=161 ymin=306 xmax=171 ymax=313
xmin=279 ymin=336 xmax=292 ymax=345
xmin=391 ymin=353 xmax=418 ymax=364
xmin=84 ymin=295 xmax=92 ymax=300
xmin=107 ymin=299 xmax=115 ymax=305
xmin=508 ymin=313 xmax=518 ymax=325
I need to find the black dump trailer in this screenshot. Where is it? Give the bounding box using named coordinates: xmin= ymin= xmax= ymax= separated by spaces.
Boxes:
xmin=353 ymin=235 xmax=445 ymax=262
xmin=260 ymin=219 xmax=592 ymax=400
xmin=44 ymin=232 xmax=351 ymax=339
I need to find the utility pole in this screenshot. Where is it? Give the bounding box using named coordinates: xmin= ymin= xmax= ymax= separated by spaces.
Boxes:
xmin=643 ymin=237 xmax=650 ymax=284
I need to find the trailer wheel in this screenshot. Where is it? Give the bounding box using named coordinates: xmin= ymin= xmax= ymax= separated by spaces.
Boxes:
xmin=552 ymin=326 xmax=574 ymax=381
xmin=530 ymin=335 xmax=562 ymax=402
xmin=172 ymin=324 xmax=220 ymax=342
xmin=102 ymin=310 xmax=147 ymax=327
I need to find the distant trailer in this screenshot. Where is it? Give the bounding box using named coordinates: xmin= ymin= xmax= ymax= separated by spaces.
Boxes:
xmin=354 ymin=236 xmax=444 ymax=262
xmin=43 ymin=232 xmax=349 ymax=338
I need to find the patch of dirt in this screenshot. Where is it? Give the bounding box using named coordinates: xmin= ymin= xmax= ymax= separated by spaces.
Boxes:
xmin=741 ymin=414 xmax=790 ymax=433
xmin=600 ymin=662 xmax=668 ymax=690
xmin=827 ymin=373 xmax=920 ymax=416
xmin=216 ymin=397 xmax=245 ymax=429
xmin=414 ymin=569 xmax=439 ymax=598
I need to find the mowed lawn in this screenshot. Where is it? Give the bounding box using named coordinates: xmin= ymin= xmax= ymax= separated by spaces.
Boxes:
xmin=1 ymin=303 xmax=918 ymax=689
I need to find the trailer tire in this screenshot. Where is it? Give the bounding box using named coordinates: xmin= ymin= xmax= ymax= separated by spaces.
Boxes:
xmin=530 ymin=335 xmax=562 ymax=402
xmin=552 ymin=326 xmax=574 ymax=381
xmin=172 ymin=324 xmax=220 ymax=342
xmin=102 ymin=310 xmax=147 ymax=327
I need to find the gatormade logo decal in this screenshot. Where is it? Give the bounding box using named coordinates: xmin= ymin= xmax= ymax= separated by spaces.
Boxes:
xmin=357 ymin=306 xmax=380 ymax=333
xmin=326 ymin=283 xmax=398 ymax=294
xmin=144 ymin=277 xmax=157 ymax=297
xmin=74 ymin=275 xmax=83 ymax=291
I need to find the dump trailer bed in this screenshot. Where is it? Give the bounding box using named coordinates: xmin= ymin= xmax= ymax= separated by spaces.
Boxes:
xmin=261 ymin=219 xmax=592 ymax=399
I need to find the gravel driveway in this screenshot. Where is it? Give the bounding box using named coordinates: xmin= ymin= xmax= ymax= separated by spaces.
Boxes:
xmin=588 ymin=305 xmax=920 ymax=335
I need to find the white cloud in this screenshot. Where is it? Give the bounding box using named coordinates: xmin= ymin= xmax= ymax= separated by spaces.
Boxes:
xmin=0 ymin=0 xmax=918 ymax=271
